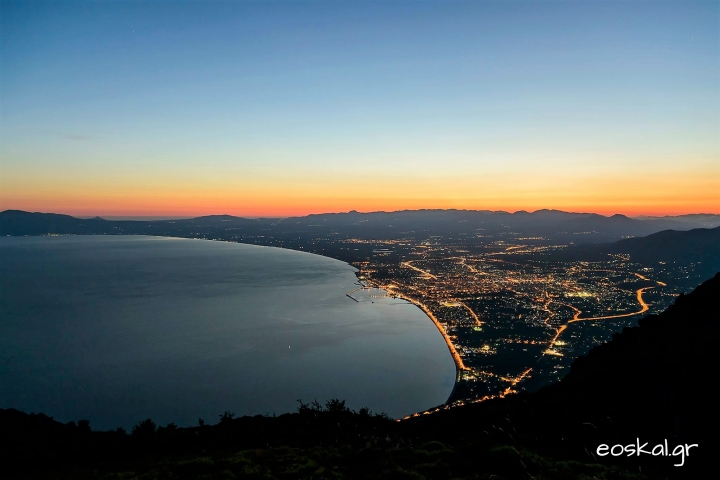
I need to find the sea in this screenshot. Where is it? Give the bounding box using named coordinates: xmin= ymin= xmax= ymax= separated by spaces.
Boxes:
xmin=0 ymin=235 xmax=455 ymax=430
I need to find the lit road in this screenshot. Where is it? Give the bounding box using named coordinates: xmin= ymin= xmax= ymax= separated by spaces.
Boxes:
xmin=497 ymin=284 xmax=655 ymax=403
xmin=402 ymin=261 xmax=438 ymax=279
xmin=458 ymin=301 xmax=484 ymax=326
xmin=570 ymin=286 xmax=652 ymax=322
xmin=547 ymin=286 xmax=654 ymax=351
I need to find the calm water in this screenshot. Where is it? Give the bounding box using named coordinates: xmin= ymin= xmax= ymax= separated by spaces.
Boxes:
xmin=0 ymin=236 xmax=455 ymax=429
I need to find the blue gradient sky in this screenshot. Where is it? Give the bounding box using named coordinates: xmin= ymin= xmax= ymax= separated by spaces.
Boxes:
xmin=1 ymin=1 xmax=718 ymax=216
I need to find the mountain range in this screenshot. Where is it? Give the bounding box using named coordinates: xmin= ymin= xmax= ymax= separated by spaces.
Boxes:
xmin=2 ymin=209 xmax=720 ymax=242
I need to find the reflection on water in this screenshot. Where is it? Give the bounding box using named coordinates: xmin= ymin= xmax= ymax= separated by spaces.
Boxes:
xmin=0 ymin=236 xmax=455 ymax=429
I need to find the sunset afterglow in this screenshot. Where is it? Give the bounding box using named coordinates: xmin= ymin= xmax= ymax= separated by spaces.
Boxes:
xmin=1 ymin=1 xmax=718 ymax=217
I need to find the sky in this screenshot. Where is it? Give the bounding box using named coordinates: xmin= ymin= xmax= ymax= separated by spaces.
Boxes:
xmin=1 ymin=0 xmax=718 ymax=217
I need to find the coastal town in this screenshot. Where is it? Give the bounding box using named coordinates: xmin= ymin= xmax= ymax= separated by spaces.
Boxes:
xmin=4 ymin=208 xmax=712 ymax=412
xmin=338 ymin=235 xmax=688 ymax=412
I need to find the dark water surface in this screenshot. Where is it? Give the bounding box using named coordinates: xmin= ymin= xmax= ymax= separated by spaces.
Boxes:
xmin=0 ymin=236 xmax=455 ymax=429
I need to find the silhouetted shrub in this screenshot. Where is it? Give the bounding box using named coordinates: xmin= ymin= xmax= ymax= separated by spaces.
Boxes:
xmin=325 ymin=398 xmax=348 ymax=413
xmin=77 ymin=419 xmax=91 ymax=433
xmin=131 ymin=418 xmax=157 ymax=437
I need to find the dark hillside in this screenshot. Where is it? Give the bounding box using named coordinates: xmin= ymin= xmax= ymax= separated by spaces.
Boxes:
xmin=536 ymin=226 xmax=720 ymax=287
xmin=410 ymin=272 xmax=720 ymax=478
xmin=607 ymin=226 xmax=720 ymax=266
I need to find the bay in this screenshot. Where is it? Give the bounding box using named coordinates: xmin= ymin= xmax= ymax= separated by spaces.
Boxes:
xmin=0 ymin=236 xmax=455 ymax=430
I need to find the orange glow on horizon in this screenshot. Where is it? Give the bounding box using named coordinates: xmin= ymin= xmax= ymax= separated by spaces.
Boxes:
xmin=1 ymin=197 xmax=718 ymax=218
xmin=2 ymin=158 xmax=718 ymax=218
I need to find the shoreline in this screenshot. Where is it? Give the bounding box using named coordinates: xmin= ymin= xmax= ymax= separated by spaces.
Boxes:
xmin=4 ymin=233 xmax=667 ymax=419
xmin=8 ymin=234 xmax=459 ymax=422
xmin=17 ymin=234 xmax=461 ymax=414
xmin=353 ymin=273 xmax=465 ymax=405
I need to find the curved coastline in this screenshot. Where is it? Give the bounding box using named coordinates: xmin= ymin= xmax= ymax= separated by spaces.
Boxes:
xmin=216 ymin=236 xmax=463 ymax=409
xmin=197 ymin=235 xmax=464 ymax=407
xmin=353 ymin=276 xmax=465 ymax=403
xmin=157 ymin=235 xmax=464 ymax=387
xmin=22 ymin=234 xmax=460 ymax=413
xmin=1 ymin=235 xmax=457 ymax=428
xmin=20 ymin=235 xmax=672 ymax=418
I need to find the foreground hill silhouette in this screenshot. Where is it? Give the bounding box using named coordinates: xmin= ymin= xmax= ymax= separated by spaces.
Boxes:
xmin=406 ymin=272 xmax=719 ymax=478
xmin=2 ymin=273 xmax=717 ymax=479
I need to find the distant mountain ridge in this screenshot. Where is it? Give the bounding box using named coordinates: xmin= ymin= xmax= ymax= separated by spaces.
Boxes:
xmin=2 ymin=209 xmax=719 ymax=242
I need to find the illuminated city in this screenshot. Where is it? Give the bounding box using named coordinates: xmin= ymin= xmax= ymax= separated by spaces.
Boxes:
xmin=335 ymin=234 xmax=690 ymax=414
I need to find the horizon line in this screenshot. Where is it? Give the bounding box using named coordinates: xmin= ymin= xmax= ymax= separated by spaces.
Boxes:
xmin=3 ymin=208 xmax=720 ymax=221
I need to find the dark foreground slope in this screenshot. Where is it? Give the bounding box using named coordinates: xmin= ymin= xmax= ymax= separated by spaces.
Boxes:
xmin=2 ymin=274 xmax=718 ymax=479
xmin=408 ymin=272 xmax=720 ymax=478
